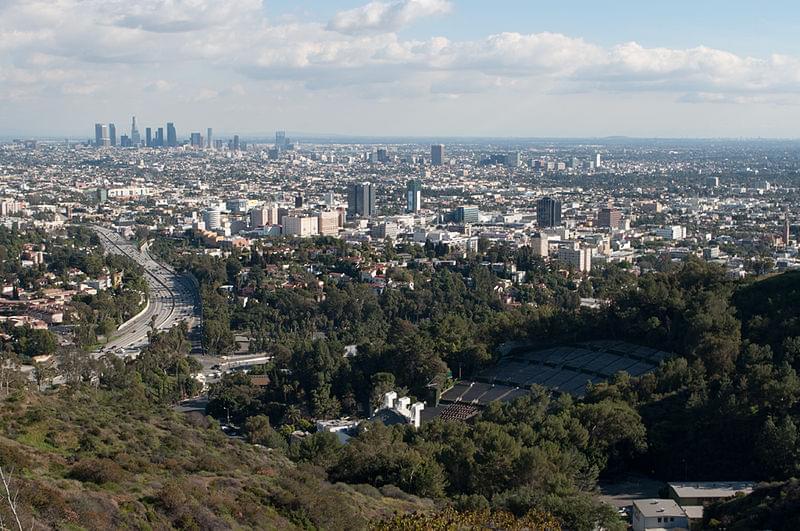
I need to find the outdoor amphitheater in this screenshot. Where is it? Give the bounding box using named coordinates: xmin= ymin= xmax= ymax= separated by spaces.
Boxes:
xmin=439 ymin=340 xmax=670 ymax=408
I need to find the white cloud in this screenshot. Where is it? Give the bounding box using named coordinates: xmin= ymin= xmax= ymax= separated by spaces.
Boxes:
xmin=3 ymin=0 xmax=800 ymax=134
xmin=327 ymin=0 xmax=452 ymax=34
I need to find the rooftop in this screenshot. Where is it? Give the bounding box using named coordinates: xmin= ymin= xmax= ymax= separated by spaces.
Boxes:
xmin=633 ymin=499 xmax=687 ymax=519
xmin=668 ymin=481 xmax=754 ymax=499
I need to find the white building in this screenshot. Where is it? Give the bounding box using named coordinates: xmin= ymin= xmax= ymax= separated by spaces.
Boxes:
xmin=632 ymin=499 xmax=689 ymax=531
xmin=558 ymin=245 xmax=594 ymax=272
xmin=531 ymin=234 xmax=549 ymax=257
xmin=372 ymin=391 xmax=424 ymax=429
xmin=203 ymin=208 xmax=222 ymax=231
xmin=655 ymin=226 xmax=687 ymax=241
xmin=282 ymin=215 xmax=318 ymax=237
xmin=317 ymin=210 xmax=340 ymax=236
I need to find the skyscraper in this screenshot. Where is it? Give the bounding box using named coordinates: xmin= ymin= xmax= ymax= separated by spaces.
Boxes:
xmin=156 ymin=127 xmax=164 ymax=147
xmin=130 ymin=116 xmax=141 ymax=146
xmin=94 ymin=123 xmax=103 ymax=147
xmin=166 ymin=122 xmax=177 ymax=147
xmin=431 ymin=144 xmax=444 ymax=165
xmin=785 ymin=213 xmax=791 ymax=245
xmin=233 ymin=135 xmax=240 ymax=151
xmin=406 ymin=179 xmax=422 ymax=213
xmin=108 ymin=123 xmax=116 ymax=147
xmin=595 ymin=153 xmax=602 ymax=169
xmin=145 ymin=127 xmax=152 ymax=147
xmin=206 ymin=128 xmax=213 ymax=149
xmin=190 ymin=132 xmax=203 ymax=147
xmin=537 ymin=197 xmax=562 ymax=228
xmin=276 ymin=130 xmax=286 ymax=149
xmin=597 ymin=207 xmax=621 ymax=229
xmin=347 ymin=182 xmax=376 ymax=218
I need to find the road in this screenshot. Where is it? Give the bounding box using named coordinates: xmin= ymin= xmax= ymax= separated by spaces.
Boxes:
xmin=92 ymin=226 xmax=200 ymax=356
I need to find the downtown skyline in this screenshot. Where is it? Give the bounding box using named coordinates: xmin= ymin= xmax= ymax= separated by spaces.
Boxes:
xmin=4 ymin=0 xmax=800 ymax=138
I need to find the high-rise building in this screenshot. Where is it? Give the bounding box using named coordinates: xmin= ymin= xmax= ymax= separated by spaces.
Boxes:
xmin=318 ymin=211 xmax=340 ymax=236
xmin=190 ymin=132 xmax=203 ymax=147
xmin=203 ymin=208 xmax=222 ymax=230
xmin=108 ymin=123 xmax=116 ymax=147
xmin=206 ymin=128 xmax=213 ymax=149
xmin=431 ymin=144 xmax=444 ymax=165
xmin=275 ymin=130 xmax=286 ymax=149
xmin=94 ymin=123 xmax=103 ymax=146
xmin=347 ymin=182 xmax=376 ymax=218
xmin=595 ymin=153 xmax=602 ymax=169
xmin=233 ymin=135 xmax=240 ymax=151
xmin=406 ymin=179 xmax=422 ymax=213
xmin=376 ymin=148 xmax=389 ymax=163
xmin=282 ymin=215 xmax=318 ymax=237
xmin=166 ymin=122 xmax=177 ymax=147
xmin=537 ymin=197 xmax=562 ymax=228
xmin=531 ymin=234 xmax=549 ymax=257
xmin=454 ymin=205 xmax=480 ymax=224
xmin=130 ymin=116 xmax=141 ymax=146
xmin=558 ymin=245 xmax=594 ymax=273
xmin=249 ymin=206 xmax=268 ymax=228
xmin=597 ymin=207 xmax=621 ymax=229
xmin=156 ymin=127 xmax=164 ymax=147
xmin=784 ymin=213 xmax=791 ymax=245
xmin=145 ymin=127 xmax=152 ymax=147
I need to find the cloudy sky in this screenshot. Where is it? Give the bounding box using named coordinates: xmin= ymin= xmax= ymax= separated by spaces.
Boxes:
xmin=3 ymin=0 xmax=800 ymax=138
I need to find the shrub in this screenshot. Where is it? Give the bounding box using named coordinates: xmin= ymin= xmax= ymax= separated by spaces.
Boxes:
xmin=68 ymin=458 xmax=125 ymax=484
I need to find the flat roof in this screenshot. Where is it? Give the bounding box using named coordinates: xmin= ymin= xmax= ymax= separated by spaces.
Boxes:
xmin=668 ymin=482 xmax=755 ymax=499
xmin=633 ymin=499 xmax=687 ymax=518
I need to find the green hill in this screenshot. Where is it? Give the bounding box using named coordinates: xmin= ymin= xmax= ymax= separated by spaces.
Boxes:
xmin=0 ymin=386 xmax=433 ymax=530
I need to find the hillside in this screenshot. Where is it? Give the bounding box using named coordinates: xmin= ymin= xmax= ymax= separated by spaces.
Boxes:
xmin=703 ymin=479 xmax=800 ymax=530
xmin=0 ymin=386 xmax=433 ymax=530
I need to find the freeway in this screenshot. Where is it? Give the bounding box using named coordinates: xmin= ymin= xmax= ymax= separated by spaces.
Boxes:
xmin=92 ymin=226 xmax=200 ymax=356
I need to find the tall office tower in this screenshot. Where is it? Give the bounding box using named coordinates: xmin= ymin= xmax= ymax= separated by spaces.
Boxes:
xmin=130 ymin=116 xmax=140 ymax=145
xmin=318 ymin=211 xmax=340 ymax=236
xmin=275 ymin=130 xmax=286 ymax=149
xmin=232 ymin=135 xmax=240 ymax=151
xmin=206 ymin=128 xmax=213 ymax=148
xmin=119 ymin=135 xmax=130 ymax=147
xmin=376 ymin=148 xmax=388 ymax=163
xmin=100 ymin=124 xmax=110 ymax=146
xmin=454 ymin=205 xmax=480 ymax=224
xmin=94 ymin=123 xmax=103 ymax=146
xmin=431 ymin=144 xmax=444 ymax=165
xmin=406 ymin=179 xmax=422 ymax=213
xmin=190 ymin=132 xmax=202 ymax=147
xmin=203 ymin=208 xmax=222 ymax=230
xmin=597 ymin=207 xmax=621 ymax=229
xmin=156 ymin=127 xmax=164 ymax=147
xmin=108 ymin=123 xmax=116 ymax=147
xmin=347 ymin=182 xmax=376 ymax=218
xmin=595 ymin=153 xmax=602 ymax=168
xmin=785 ymin=214 xmax=791 ymax=245
xmin=145 ymin=127 xmax=152 ymax=147
xmin=166 ymin=122 xmax=177 ymax=147
xmin=249 ymin=206 xmax=269 ymax=228
xmin=536 ymin=197 xmax=562 ymax=228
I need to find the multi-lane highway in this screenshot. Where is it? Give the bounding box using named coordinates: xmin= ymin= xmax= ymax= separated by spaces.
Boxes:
xmin=92 ymin=226 xmax=200 ymax=356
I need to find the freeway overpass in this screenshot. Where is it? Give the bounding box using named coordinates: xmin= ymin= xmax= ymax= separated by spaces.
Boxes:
xmin=92 ymin=226 xmax=200 ymax=356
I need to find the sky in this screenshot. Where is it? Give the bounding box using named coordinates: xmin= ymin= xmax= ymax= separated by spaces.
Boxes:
xmin=3 ymin=0 xmax=800 ymax=139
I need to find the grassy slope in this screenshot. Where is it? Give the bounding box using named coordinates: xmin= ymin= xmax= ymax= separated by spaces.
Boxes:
xmin=0 ymin=387 xmax=433 ymax=530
